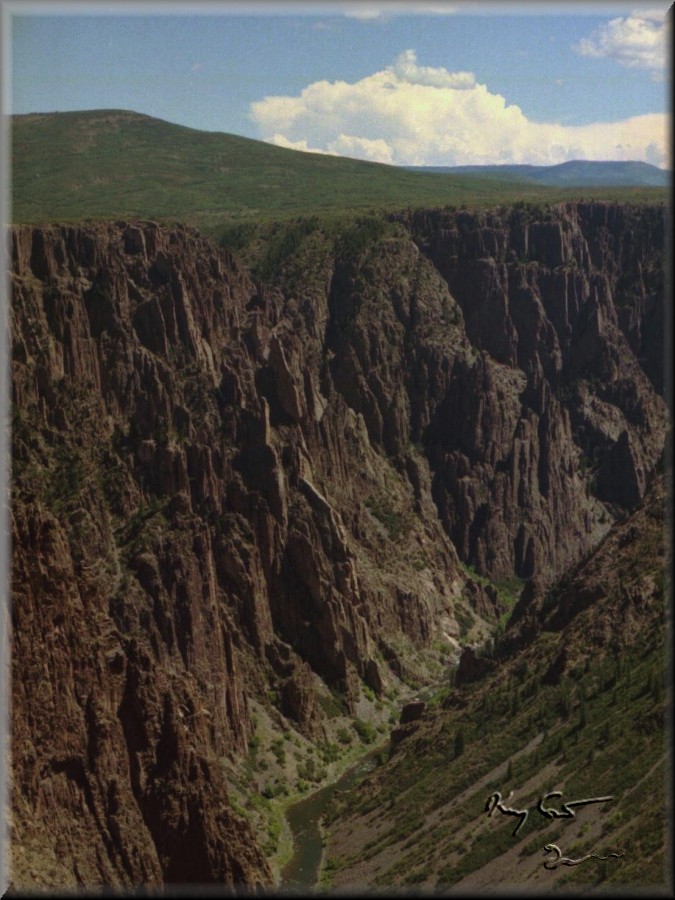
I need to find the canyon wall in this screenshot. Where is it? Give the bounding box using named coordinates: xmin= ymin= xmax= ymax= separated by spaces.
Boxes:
xmin=399 ymin=201 xmax=666 ymax=580
xmin=9 ymin=201 xmax=667 ymax=888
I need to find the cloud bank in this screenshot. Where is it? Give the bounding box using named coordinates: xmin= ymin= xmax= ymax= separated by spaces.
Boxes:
xmin=250 ymin=49 xmax=669 ymax=168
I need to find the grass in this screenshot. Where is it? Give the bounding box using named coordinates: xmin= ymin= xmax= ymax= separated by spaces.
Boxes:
xmin=12 ymin=110 xmax=668 ymax=239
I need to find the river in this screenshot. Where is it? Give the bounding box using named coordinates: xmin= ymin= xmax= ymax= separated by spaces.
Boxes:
xmin=279 ymin=745 xmax=385 ymax=890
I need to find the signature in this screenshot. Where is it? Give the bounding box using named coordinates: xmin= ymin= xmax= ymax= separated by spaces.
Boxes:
xmin=537 ymin=790 xmax=615 ymax=819
xmin=485 ymin=789 xmax=613 ymax=834
xmin=485 ymin=789 xmax=623 ymax=869
xmin=484 ymin=791 xmax=529 ymax=836
xmin=543 ymin=843 xmax=624 ymax=869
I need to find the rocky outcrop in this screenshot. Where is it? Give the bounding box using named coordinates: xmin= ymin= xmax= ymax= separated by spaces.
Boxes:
xmin=11 ymin=499 xmax=270 ymax=889
xmin=389 ymin=722 xmax=423 ymax=755
xmin=399 ymin=700 xmax=427 ymax=724
xmin=454 ymin=646 xmax=497 ymax=686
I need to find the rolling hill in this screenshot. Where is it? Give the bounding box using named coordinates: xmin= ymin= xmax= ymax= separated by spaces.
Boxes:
xmin=406 ymin=160 xmax=670 ymax=187
xmin=11 ymin=110 xmax=667 ymax=238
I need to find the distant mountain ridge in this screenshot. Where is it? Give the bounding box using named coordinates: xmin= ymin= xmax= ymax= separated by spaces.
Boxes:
xmin=406 ymin=159 xmax=669 ymax=187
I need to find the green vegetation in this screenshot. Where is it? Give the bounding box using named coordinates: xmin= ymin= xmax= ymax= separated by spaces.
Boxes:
xmin=332 ymin=632 xmax=665 ymax=889
xmin=12 ymin=110 xmax=666 ymax=238
xmin=457 ymin=562 xmax=524 ymax=639
xmin=352 ymin=719 xmax=376 ymax=745
xmin=317 ymin=690 xmax=349 ymax=719
xmin=364 ymin=493 xmax=415 ymax=543
xmin=336 ymin=727 xmax=353 ymax=746
xmin=324 ymin=485 xmax=667 ymax=891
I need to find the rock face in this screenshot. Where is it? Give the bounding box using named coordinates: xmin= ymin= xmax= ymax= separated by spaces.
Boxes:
xmin=9 ymin=202 xmax=666 ymax=889
xmin=399 ymin=700 xmax=427 ymax=724
xmin=10 ymin=220 xmax=475 ymax=889
xmin=399 ymin=201 xmax=666 ymax=581
xmin=454 ymin=646 xmax=497 ymax=686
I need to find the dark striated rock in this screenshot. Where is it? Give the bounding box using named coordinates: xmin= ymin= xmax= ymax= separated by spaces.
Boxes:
xmin=10 ymin=203 xmax=667 ymax=889
xmin=596 ymin=429 xmax=643 ymax=507
xmin=9 ymin=220 xmax=477 ymax=888
xmin=364 ymin=658 xmax=385 ymax=695
xmin=389 ymin=722 xmax=422 ymax=754
xmin=454 ymin=646 xmax=497 ymax=686
xmin=399 ymin=700 xmax=427 ymax=724
xmin=398 ymin=201 xmax=666 ymax=582
xmin=541 ymin=647 xmax=569 ymax=686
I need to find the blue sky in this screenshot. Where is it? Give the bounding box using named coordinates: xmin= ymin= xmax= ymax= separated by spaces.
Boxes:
xmin=6 ymin=2 xmax=671 ymax=167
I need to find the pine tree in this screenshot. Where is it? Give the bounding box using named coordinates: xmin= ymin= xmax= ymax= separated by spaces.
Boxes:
xmin=559 ymin=683 xmax=571 ymax=718
xmin=649 ymin=669 xmax=662 ymax=701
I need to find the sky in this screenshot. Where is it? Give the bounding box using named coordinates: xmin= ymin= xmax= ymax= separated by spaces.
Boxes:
xmin=5 ymin=1 xmax=672 ymax=168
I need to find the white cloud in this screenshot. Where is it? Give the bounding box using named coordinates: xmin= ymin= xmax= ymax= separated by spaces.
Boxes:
xmin=390 ymin=49 xmax=475 ymax=89
xmin=574 ymin=8 xmax=669 ymax=77
xmin=344 ymin=7 xmax=385 ymax=20
xmin=269 ymin=134 xmax=332 ymax=155
xmin=250 ymin=49 xmax=670 ymax=169
xmin=419 ymin=4 xmax=458 ymax=14
xmin=328 ymin=134 xmax=395 ymax=163
xmin=268 ymin=132 xmax=393 ymax=163
xmin=343 ymin=2 xmax=457 ymax=19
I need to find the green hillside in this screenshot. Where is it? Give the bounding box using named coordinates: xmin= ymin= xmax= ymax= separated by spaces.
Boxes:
xmin=322 ymin=474 xmax=669 ymax=892
xmin=11 ymin=110 xmax=667 ymax=238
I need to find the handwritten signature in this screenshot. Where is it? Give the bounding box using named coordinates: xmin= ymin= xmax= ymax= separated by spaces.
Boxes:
xmin=485 ymin=789 xmax=623 ymax=869
xmin=486 ymin=789 xmax=614 ymax=835
xmin=542 ymin=843 xmax=624 ymax=869
xmin=484 ymin=791 xmax=529 ymax=836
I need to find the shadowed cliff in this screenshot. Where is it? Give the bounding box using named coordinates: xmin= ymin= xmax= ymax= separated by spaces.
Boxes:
xmin=9 ymin=200 xmax=667 ymax=888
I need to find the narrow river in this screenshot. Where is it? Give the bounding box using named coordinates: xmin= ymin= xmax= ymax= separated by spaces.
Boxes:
xmin=280 ymin=745 xmax=384 ymax=890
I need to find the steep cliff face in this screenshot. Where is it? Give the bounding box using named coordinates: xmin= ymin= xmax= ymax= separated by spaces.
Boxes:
xmin=10 ymin=201 xmax=666 ymax=889
xmin=11 ymin=220 xmax=490 ymax=888
xmin=399 ymin=201 xmax=666 ymax=581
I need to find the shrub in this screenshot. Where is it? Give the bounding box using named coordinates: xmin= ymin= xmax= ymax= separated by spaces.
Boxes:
xmin=337 ymin=727 xmax=353 ymax=745
xmin=352 ymin=719 xmax=376 ymax=744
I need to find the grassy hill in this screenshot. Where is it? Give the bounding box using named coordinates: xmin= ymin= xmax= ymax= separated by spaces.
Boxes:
xmin=11 ymin=110 xmax=667 ymax=239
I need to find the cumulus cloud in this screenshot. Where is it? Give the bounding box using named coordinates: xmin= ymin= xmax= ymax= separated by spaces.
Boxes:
xmin=328 ymin=134 xmax=395 ymax=162
xmin=575 ymin=8 xmax=669 ymax=77
xmin=249 ymin=49 xmax=669 ymax=169
xmin=268 ymin=133 xmax=332 ymax=154
xmin=390 ymin=49 xmax=475 ymax=89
